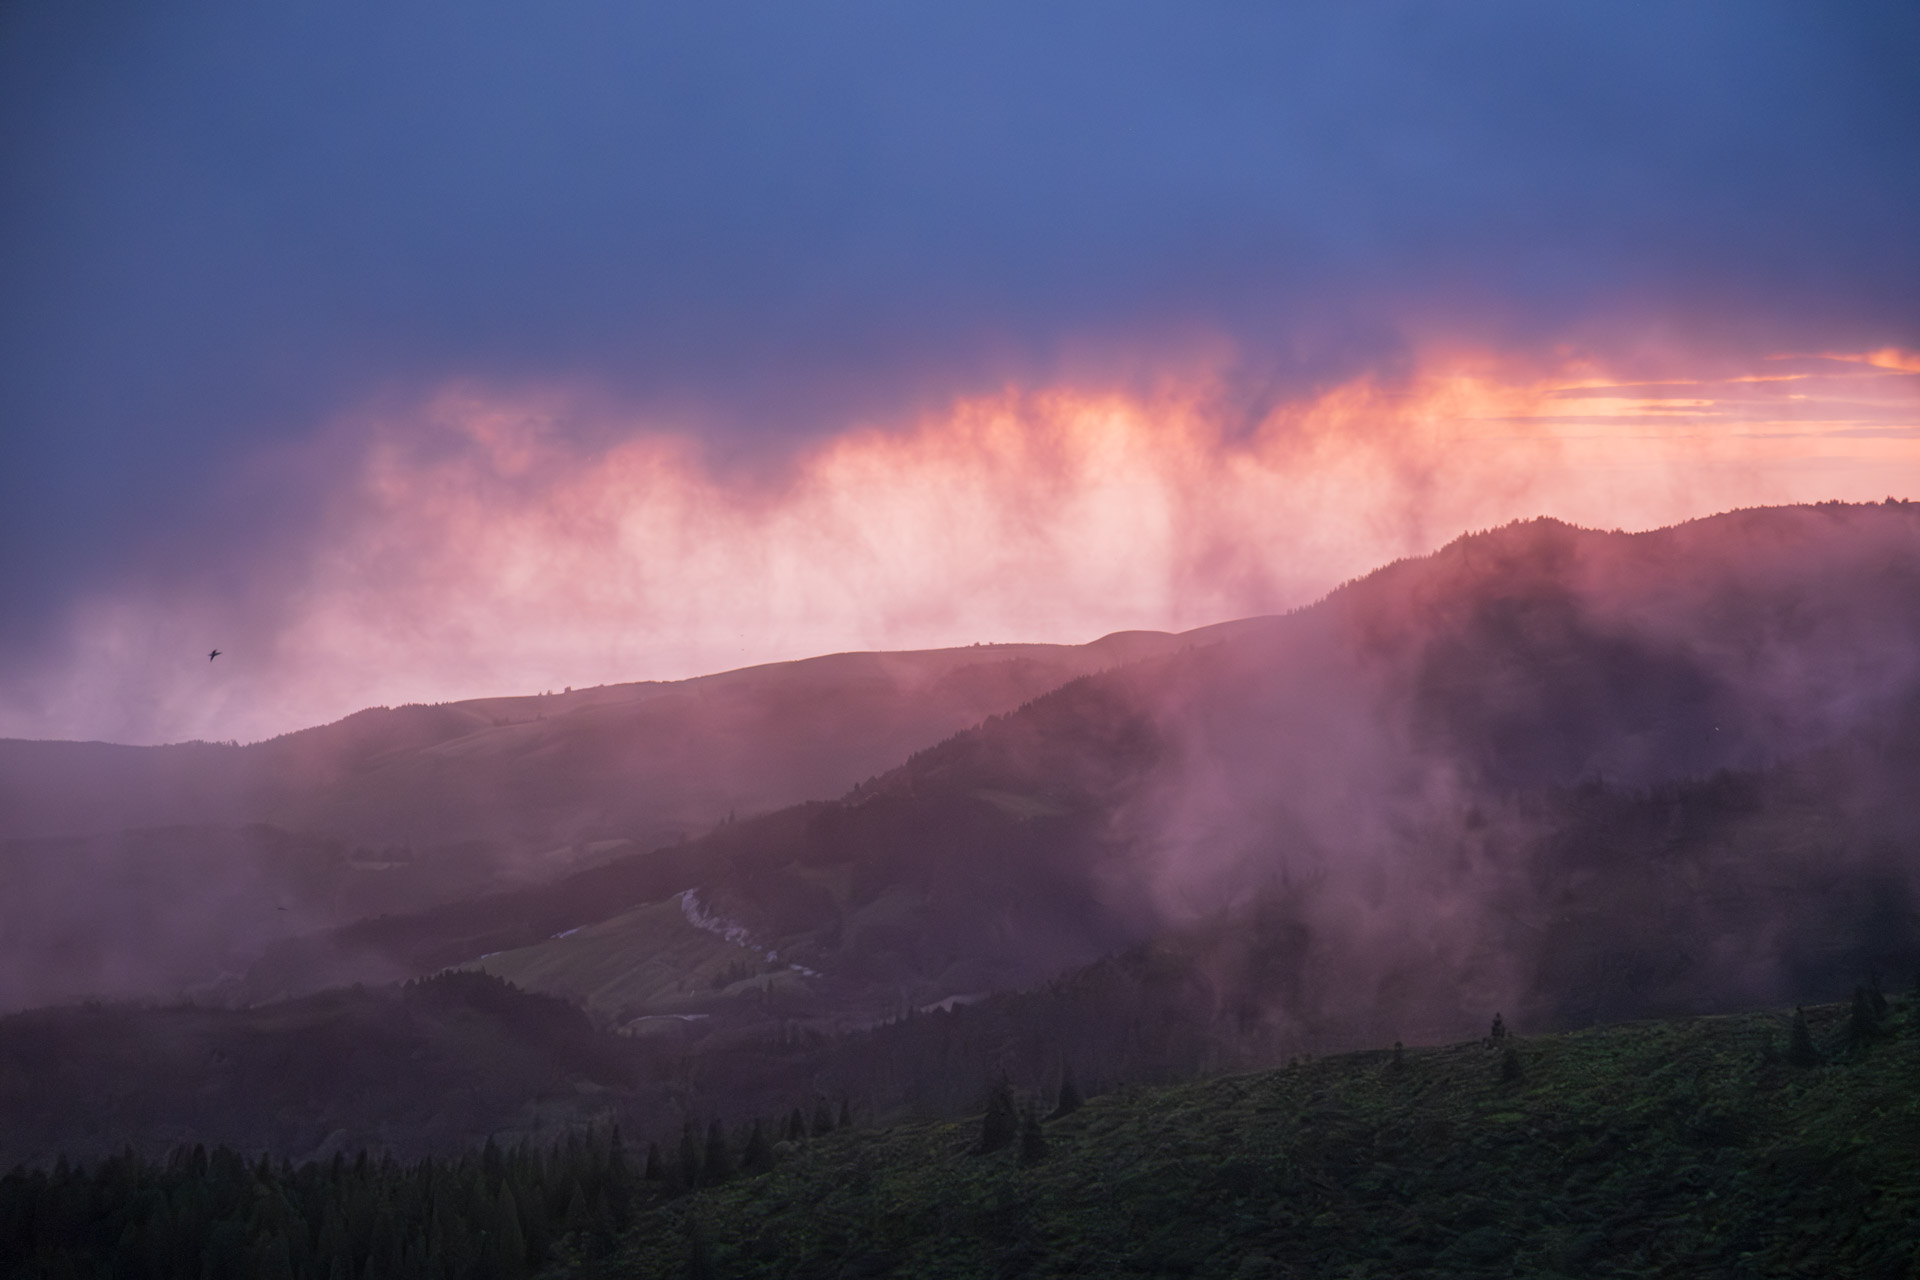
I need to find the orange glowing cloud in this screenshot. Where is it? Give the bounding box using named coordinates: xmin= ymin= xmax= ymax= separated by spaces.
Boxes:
xmin=20 ymin=347 xmax=1920 ymax=744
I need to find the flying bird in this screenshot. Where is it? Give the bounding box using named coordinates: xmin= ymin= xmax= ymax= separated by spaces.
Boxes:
xmin=208 ymin=649 xmax=222 ymax=662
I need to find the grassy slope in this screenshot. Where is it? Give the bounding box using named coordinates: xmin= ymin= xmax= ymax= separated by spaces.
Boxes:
xmin=590 ymin=1000 xmax=1920 ymax=1279
xmin=472 ymin=898 xmax=754 ymax=1023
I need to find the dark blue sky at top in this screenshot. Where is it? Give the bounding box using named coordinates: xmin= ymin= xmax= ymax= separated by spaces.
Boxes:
xmin=2 ymin=1 xmax=1918 ymax=666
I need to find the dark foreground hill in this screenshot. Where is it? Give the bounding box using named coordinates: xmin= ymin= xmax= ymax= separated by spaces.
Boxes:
xmin=591 ymin=997 xmax=1920 ymax=1280
xmin=0 ymin=973 xmax=642 ymax=1168
xmin=7 ymin=998 xmax=1914 ymax=1280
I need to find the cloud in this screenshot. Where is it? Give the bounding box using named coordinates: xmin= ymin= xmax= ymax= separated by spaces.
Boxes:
xmin=6 ymin=345 xmax=1917 ymax=745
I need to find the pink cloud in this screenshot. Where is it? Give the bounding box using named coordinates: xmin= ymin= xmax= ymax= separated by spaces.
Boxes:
xmin=11 ymin=347 xmax=1919 ymax=745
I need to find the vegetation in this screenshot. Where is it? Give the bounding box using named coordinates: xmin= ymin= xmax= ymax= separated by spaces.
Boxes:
xmin=0 ymin=973 xmax=639 ymax=1168
xmin=567 ymin=997 xmax=1920 ymax=1279
xmin=1 ymin=1127 xmax=636 ymax=1280
xmin=6 ymin=988 xmax=1917 ymax=1277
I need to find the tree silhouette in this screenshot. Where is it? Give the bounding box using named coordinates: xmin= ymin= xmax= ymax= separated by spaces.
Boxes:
xmin=1847 ymin=985 xmax=1884 ymax=1053
xmin=743 ymin=1119 xmax=774 ymax=1175
xmin=979 ymin=1080 xmax=1018 ymax=1155
xmin=678 ymin=1121 xmax=703 ymax=1189
xmin=704 ymin=1119 xmax=734 ymax=1184
xmin=1786 ymin=1007 xmax=1820 ymax=1066
xmin=1049 ymin=1070 xmax=1083 ymax=1119
xmin=1019 ymin=1110 xmax=1049 ymax=1166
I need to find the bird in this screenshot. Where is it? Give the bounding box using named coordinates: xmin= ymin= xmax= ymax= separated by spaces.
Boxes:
xmin=208 ymin=649 xmax=222 ymax=662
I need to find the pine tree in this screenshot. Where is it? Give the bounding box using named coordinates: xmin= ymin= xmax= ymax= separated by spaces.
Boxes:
xmin=494 ymin=1183 xmax=527 ymax=1280
xmin=811 ymin=1100 xmax=835 ymax=1137
xmin=605 ymin=1128 xmax=633 ymax=1227
xmin=1049 ymin=1071 xmax=1083 ymax=1119
xmin=563 ymin=1184 xmax=592 ymax=1236
xmin=1847 ymin=984 xmax=1884 ymax=1052
xmin=1786 ymin=1006 xmax=1820 ymax=1066
xmin=703 ymin=1121 xmax=733 ymax=1184
xmin=1018 ymin=1110 xmax=1048 ymax=1166
xmin=1489 ymin=1013 xmax=1507 ymax=1043
xmin=677 ymin=1122 xmax=702 ymax=1190
xmin=979 ymin=1081 xmax=1017 ymax=1155
xmin=742 ymin=1120 xmax=773 ymax=1175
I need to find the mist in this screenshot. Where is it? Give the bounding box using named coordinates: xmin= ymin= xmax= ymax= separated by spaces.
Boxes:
xmin=7 ymin=350 xmax=1917 ymax=746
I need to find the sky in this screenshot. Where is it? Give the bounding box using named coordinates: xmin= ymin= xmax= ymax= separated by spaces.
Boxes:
xmin=3 ymin=2 xmax=1919 ymax=745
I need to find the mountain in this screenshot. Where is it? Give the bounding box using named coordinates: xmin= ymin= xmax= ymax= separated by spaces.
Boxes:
xmin=8 ymin=501 xmax=1919 ymax=1060
xmin=430 ymin=503 xmax=1920 ymax=1048
xmin=0 ymin=632 xmax=1183 ymax=1010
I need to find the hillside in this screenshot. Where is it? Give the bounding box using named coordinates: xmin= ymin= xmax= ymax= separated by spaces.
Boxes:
xmin=0 ymin=633 xmax=1183 ymax=1011
xmin=9 ymin=997 xmax=1912 ymax=1279
xmin=206 ymin=503 xmax=1920 ymax=1051
xmin=0 ymin=973 xmax=643 ymax=1168
xmin=0 ymin=634 xmax=1185 ymax=848
xmin=588 ymin=997 xmax=1920 ymax=1280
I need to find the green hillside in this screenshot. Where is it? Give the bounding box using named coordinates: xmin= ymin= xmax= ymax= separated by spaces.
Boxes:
xmin=582 ymin=996 xmax=1920 ymax=1280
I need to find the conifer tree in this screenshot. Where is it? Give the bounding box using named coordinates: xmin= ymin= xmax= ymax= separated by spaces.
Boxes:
xmin=677 ymin=1123 xmax=703 ymax=1191
xmin=1049 ymin=1071 xmax=1083 ymax=1119
xmin=812 ymin=1100 xmax=836 ymax=1137
xmin=703 ymin=1120 xmax=733 ymax=1184
xmin=742 ymin=1120 xmax=774 ymax=1175
xmin=979 ymin=1081 xmax=1018 ymax=1154
xmin=563 ymin=1184 xmax=592 ymax=1236
xmin=1489 ymin=1013 xmax=1507 ymax=1043
xmin=494 ymin=1183 xmax=527 ymax=1280
xmin=1018 ymin=1110 xmax=1048 ymax=1166
xmin=1786 ymin=1006 xmax=1820 ymax=1066
xmin=605 ymin=1128 xmax=633 ymax=1227
xmin=1848 ymin=984 xmax=1884 ymax=1051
